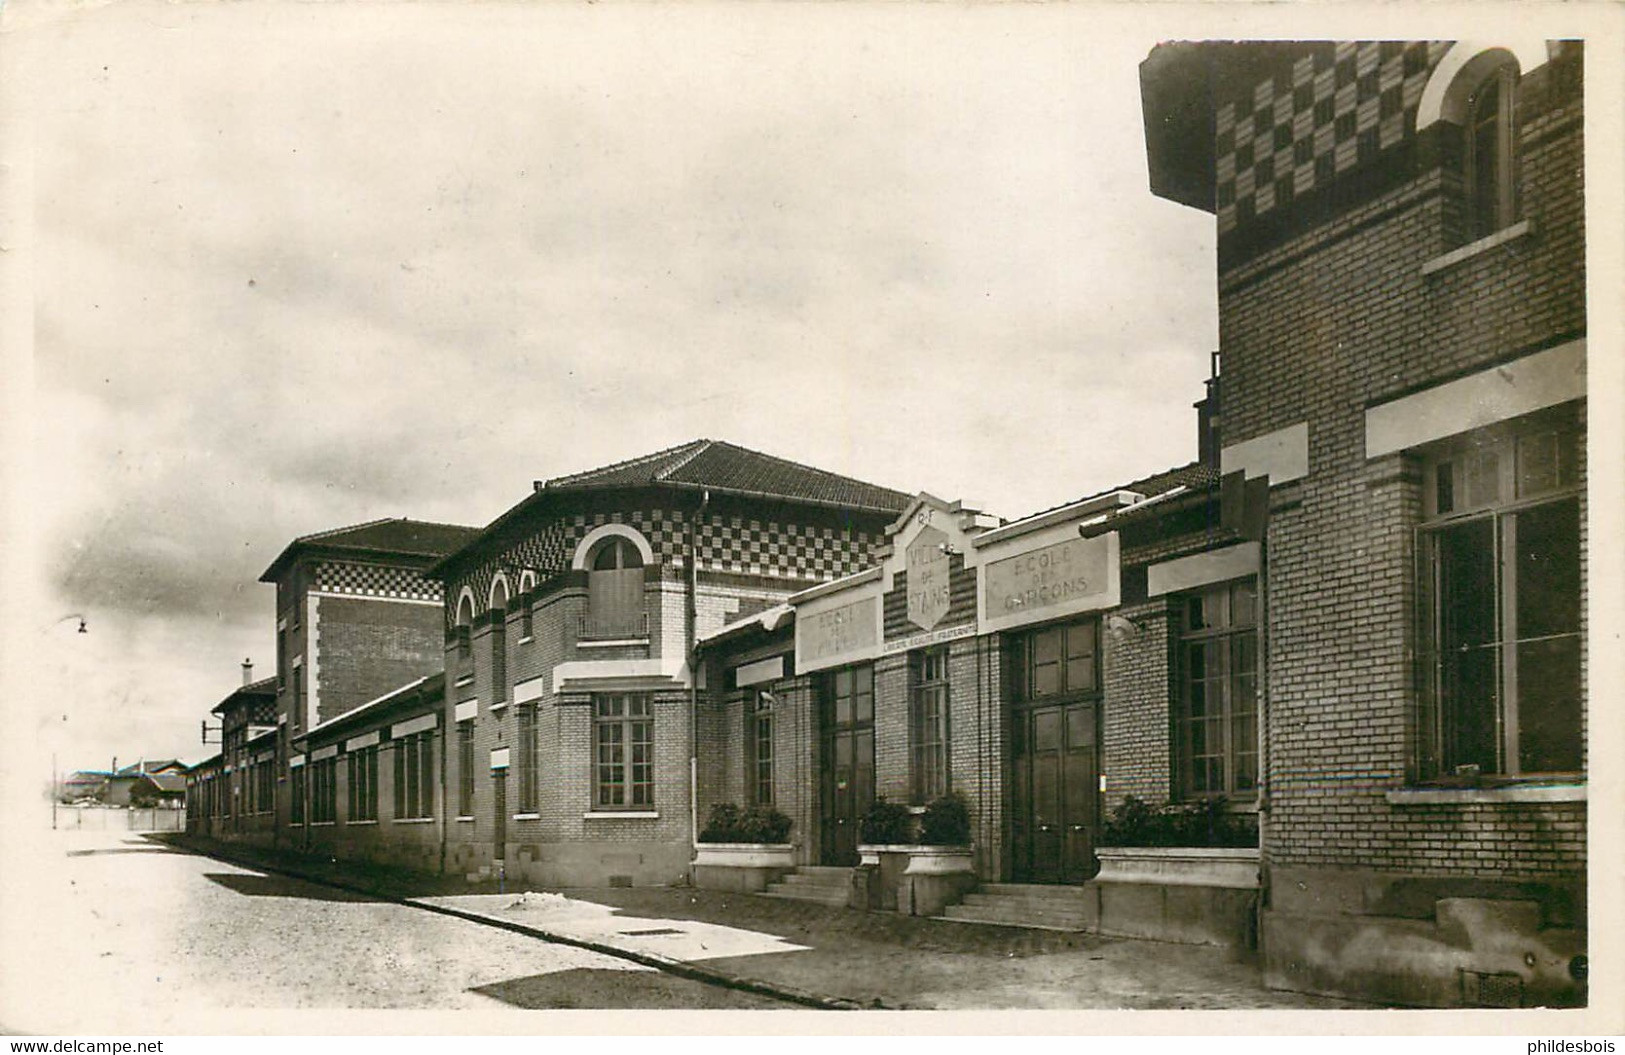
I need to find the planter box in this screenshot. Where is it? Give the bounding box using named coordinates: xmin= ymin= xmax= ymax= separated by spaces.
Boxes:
xmin=692 ymin=843 xmax=795 ymax=894
xmin=1092 ymin=846 xmax=1260 ymax=948
xmin=857 ymin=844 xmax=975 ymax=916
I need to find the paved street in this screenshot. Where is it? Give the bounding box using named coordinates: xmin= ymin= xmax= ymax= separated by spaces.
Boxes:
xmin=0 ymin=827 xmax=790 ymax=1032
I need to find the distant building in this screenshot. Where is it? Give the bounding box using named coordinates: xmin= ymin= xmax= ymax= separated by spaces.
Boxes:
xmin=60 ymin=770 xmax=110 ymax=803
xmin=104 ymin=759 xmax=188 ymax=807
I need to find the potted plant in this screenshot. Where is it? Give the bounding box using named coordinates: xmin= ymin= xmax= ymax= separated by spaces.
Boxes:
xmin=900 ymin=791 xmax=977 ymax=917
xmin=856 ymin=793 xmax=977 ymax=915
xmin=1092 ymin=795 xmax=1261 ymax=948
xmin=855 ymin=798 xmax=916 ymax=910
xmin=692 ymin=803 xmax=795 ymax=893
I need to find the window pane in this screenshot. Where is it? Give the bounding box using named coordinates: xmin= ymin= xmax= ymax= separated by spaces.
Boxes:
xmin=1034 ymin=628 xmax=1062 ymax=667
xmin=1436 ymin=519 xmax=1499 ymax=773
xmin=1515 ymin=500 xmax=1580 ymax=638
xmin=1232 ymin=581 xmax=1256 ymax=627
xmin=1517 ymin=636 xmax=1582 ymax=773
xmin=1513 ymin=499 xmax=1582 ymax=773
xmin=1517 ymin=431 xmax=1563 ymax=498
xmin=1466 ymin=449 xmax=1501 ymax=509
xmin=1436 ymin=460 xmax=1455 ymax=514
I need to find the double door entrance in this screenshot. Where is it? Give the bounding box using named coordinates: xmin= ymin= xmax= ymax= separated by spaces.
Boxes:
xmin=818 ymin=665 xmax=874 ymax=866
xmin=1010 ymin=699 xmax=1100 ymax=884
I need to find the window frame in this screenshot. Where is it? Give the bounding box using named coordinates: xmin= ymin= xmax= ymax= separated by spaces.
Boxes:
xmin=290 ymin=764 xmax=306 ymax=825
xmin=1007 ymin=617 xmax=1100 ymax=705
xmin=456 ymin=720 xmax=476 ymax=818
xmin=745 ymin=689 xmax=775 ymax=807
xmin=310 ymin=756 xmax=338 ymax=824
xmin=593 ymin=693 xmax=654 ymax=810
xmin=1174 ymin=579 xmax=1260 ymax=801
xmin=392 ymin=731 xmax=436 ymax=820
xmin=346 ymin=745 xmax=378 ymax=822
xmin=1416 ymin=410 xmax=1583 ymax=783
xmin=909 ymin=646 xmax=951 ymax=804
xmin=516 ymin=702 xmax=540 ymax=813
xmin=584 ymin=537 xmax=648 ymax=640
xmin=1463 ymin=61 xmax=1518 ymax=243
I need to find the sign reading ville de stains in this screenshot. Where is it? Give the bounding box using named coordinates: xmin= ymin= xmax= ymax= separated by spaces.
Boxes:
xmin=906 ymin=524 xmax=952 ymax=631
xmin=983 ymin=533 xmax=1117 ymax=632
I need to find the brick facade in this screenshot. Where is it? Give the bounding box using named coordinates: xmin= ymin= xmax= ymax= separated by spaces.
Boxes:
xmin=1144 ymin=39 xmax=1588 ymax=1005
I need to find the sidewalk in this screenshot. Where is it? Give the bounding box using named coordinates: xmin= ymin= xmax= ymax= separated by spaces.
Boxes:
xmin=154 ymin=833 xmax=1366 ymax=1011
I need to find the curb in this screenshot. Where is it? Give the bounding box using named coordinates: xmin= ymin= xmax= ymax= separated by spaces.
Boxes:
xmin=158 ymin=835 xmax=859 ymax=1011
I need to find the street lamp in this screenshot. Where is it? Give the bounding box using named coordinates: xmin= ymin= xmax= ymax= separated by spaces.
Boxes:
xmin=45 ymin=614 xmax=88 ymax=831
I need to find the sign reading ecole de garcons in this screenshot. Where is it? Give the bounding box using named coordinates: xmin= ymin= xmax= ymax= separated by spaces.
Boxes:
xmin=981 ymin=533 xmax=1118 ymax=634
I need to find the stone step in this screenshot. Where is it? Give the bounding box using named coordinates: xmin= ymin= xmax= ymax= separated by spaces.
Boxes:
xmin=939 ymin=906 xmax=1088 ymax=933
xmin=762 ymin=886 xmax=850 ymax=906
xmin=946 ymin=897 xmax=1094 ymax=923
xmin=978 ymin=882 xmax=1093 ymax=901
xmin=778 ymin=873 xmax=850 ymax=890
xmin=794 ymin=865 xmax=855 ymax=877
xmin=960 ymin=892 xmax=1096 ymax=912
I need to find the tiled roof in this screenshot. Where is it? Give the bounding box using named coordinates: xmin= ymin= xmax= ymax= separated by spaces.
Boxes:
xmin=147 ymin=773 xmax=187 ymax=794
xmin=261 ymin=518 xmax=481 ymax=582
xmin=431 ymin=440 xmax=911 ymax=577
xmin=112 ymin=759 xmax=186 ymax=778
xmin=542 ymin=439 xmax=911 ymax=514
xmin=1002 ymin=461 xmax=1218 ymax=529
xmin=210 ymin=676 xmax=278 ymax=716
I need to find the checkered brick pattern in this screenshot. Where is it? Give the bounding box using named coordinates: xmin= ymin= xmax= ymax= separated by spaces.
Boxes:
xmin=450 ymin=509 xmax=885 ymax=620
xmin=313 ymin=561 xmax=442 ymax=603
xmin=1217 ymin=41 xmax=1450 ymax=236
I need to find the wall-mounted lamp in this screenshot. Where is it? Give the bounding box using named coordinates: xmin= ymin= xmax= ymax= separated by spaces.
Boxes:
xmin=937 ymin=542 xmax=960 ymax=556
xmin=1106 ymin=614 xmax=1146 ymax=638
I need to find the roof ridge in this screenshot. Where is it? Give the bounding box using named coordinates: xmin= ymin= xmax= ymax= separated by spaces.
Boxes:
xmin=293 ymin=517 xmax=397 ymax=545
xmin=544 ymin=439 xmax=708 ymax=488
xmin=653 ymin=438 xmax=714 ymax=481
xmin=696 ymin=439 xmax=910 ymax=497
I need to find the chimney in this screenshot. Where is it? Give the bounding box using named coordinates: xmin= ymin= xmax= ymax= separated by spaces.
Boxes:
xmin=1196 ymin=350 xmax=1222 ymax=468
xmin=242 ymin=658 xmax=254 ymax=686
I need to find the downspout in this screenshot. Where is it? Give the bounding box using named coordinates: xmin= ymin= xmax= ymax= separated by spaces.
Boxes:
xmin=1255 ymin=519 xmax=1272 ymax=951
xmin=437 ymin=684 xmax=448 ymax=877
xmin=688 ymin=489 xmax=710 ymax=855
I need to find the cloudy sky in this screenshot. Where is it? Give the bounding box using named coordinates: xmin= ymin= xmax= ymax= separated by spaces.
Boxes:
xmin=8 ymin=1 xmax=1607 ymax=776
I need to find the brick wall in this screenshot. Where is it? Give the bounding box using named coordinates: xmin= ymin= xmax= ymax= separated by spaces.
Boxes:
xmin=312 ymin=595 xmax=445 ymax=725
xmin=1102 ymin=599 xmax=1174 ymax=808
xmin=1216 ymin=48 xmax=1586 ymax=882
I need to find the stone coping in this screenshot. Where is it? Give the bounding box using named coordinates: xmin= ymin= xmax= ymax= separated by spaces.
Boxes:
xmin=1095 ymin=846 xmax=1261 ymax=889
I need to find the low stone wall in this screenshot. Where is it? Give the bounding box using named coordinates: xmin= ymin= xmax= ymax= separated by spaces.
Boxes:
xmin=1263 ymin=866 xmax=1586 ymax=1008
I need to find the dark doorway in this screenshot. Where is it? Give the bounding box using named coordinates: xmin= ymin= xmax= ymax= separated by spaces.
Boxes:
xmin=1006 ymin=618 xmax=1102 ymax=884
xmin=1011 ymin=700 xmax=1099 ymax=883
xmin=818 ymin=664 xmax=874 ymax=866
xmin=492 ymin=767 xmax=507 ymax=870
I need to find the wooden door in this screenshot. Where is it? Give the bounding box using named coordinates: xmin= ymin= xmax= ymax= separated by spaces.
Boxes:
xmin=819 ymin=665 xmax=875 ymax=866
xmin=1012 ymin=701 xmax=1098 ymax=883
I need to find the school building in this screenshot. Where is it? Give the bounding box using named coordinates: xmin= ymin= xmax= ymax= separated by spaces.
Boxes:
xmin=185 ymin=38 xmax=1587 ymax=1010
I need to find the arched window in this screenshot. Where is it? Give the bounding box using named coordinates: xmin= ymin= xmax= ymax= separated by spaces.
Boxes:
xmin=517 ymin=570 xmax=538 ymax=640
xmin=585 ymin=536 xmax=646 ymax=639
xmin=489 ymin=578 xmax=509 ymax=704
xmin=455 ymin=592 xmax=475 ymax=664
xmin=1464 ymin=62 xmax=1517 ymax=241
